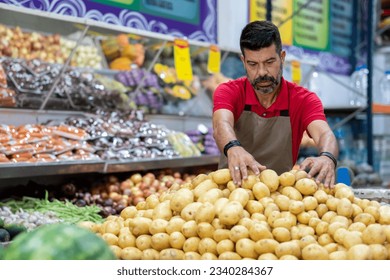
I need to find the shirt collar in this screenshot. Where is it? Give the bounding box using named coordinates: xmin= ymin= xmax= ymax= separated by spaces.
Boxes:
xmin=245 ymin=77 xmax=289 ymax=110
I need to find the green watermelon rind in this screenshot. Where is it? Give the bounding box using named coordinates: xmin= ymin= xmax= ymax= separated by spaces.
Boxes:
xmin=3 ymin=223 xmax=116 ymax=260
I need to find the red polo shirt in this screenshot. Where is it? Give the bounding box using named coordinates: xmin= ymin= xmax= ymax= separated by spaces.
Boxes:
xmin=213 ymin=77 xmax=326 ymax=165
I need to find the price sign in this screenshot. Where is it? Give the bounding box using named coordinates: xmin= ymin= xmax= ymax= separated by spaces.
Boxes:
xmin=207 ymin=45 xmax=221 ymax=73
xmin=291 ymin=60 xmax=301 ymax=84
xmin=174 ymin=38 xmax=193 ymax=81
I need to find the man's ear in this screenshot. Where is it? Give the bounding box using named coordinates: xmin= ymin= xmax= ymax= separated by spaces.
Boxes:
xmin=240 ymin=54 xmax=245 ymax=63
xmin=280 ymin=50 xmax=286 ymax=64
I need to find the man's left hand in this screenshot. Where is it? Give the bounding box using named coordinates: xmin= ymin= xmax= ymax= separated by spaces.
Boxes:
xmin=299 ymin=155 xmax=336 ymax=188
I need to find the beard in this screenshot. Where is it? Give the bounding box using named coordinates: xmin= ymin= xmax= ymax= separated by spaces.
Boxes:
xmin=249 ymin=64 xmax=283 ymax=95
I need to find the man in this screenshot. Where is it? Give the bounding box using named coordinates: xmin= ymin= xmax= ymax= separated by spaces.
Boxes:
xmin=212 ymin=20 xmax=339 ymax=188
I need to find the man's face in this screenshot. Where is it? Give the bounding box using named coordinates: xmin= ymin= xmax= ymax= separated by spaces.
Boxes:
xmin=241 ymin=44 xmax=285 ymax=95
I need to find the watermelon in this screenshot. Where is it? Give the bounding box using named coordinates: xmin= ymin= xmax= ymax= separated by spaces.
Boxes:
xmin=0 ymin=244 xmax=4 ymax=260
xmin=3 ymin=223 xmax=116 ymax=260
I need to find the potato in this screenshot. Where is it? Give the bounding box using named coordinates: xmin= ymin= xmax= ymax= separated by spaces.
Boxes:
xmin=301 ymin=243 xmax=329 ymax=260
xmin=198 ymin=238 xmax=218 ymax=255
xmin=329 ymin=251 xmax=348 ymax=260
xmin=348 ymin=222 xmax=366 ymax=233
xmin=275 ymin=240 xmax=301 ymax=258
xmin=321 ymin=211 xmax=337 ymax=223
xmin=181 ymin=220 xmax=198 ymax=238
xmin=120 ymin=206 xmax=138 ymax=220
xmin=336 ymin=197 xmax=353 ymax=218
xmin=323 ymin=242 xmax=338 ymax=253
xmin=227 ymin=181 xmax=238 ymax=192
xmin=297 ymin=225 xmax=315 ymax=239
xmin=281 ymin=186 xmax=303 ymax=201
xmin=184 ymin=252 xmax=201 ymax=260
xmin=136 ymin=234 xmax=152 ymax=250
xmin=279 ymin=255 xmax=298 ymax=260
xmin=166 ymin=216 xmax=186 ymax=234
xmin=333 ymin=228 xmax=348 ymax=244
xmin=334 ymin=185 xmax=354 ymax=202
xmin=212 ymin=168 xmax=232 ymax=184
xmin=229 ymin=225 xmax=249 ymax=242
xmin=252 ymin=182 xmax=271 ymax=200
xmin=245 ymin=200 xmax=264 ymax=214
xmin=198 ymin=188 xmax=223 ymax=204
xmin=197 ymin=222 xmax=215 ymax=239
xmin=302 ymin=196 xmax=318 ymax=211
xmin=379 ymin=205 xmax=390 ymax=225
xmin=273 ymin=217 xmax=293 ymax=229
xmin=325 ymin=197 xmax=339 ymax=212
xmin=289 ymin=200 xmax=305 ymax=215
xmin=295 ymin=178 xmax=318 ymax=196
xmin=281 ymin=211 xmax=297 ymax=226
xmin=229 ymin=188 xmax=250 ymax=207
xmin=297 ymin=212 xmax=311 ymax=224
xmin=328 ymin=222 xmax=347 ymax=236
xmin=218 ymin=251 xmax=242 ymax=260
xmin=249 ymin=222 xmax=273 ymax=241
xmin=347 ymin=244 xmax=372 ymax=260
xmin=255 ymin=239 xmax=279 ymax=255
xmin=216 ymin=239 xmax=235 ymax=255
xmin=183 ymin=237 xmax=200 ymax=252
xmin=315 ymin=221 xmax=329 ymax=236
xmin=308 ymin=217 xmax=322 ymax=229
xmin=343 ymin=231 xmax=363 ymax=249
xmin=272 ymin=227 xmax=291 ymax=242
xmin=151 ymin=232 xmax=170 ymax=251
xmin=213 ymin=229 xmax=231 ymax=242
xmin=299 ymin=235 xmax=317 ymax=249
xmin=279 ymin=171 xmax=296 ymax=187
xmin=258 ymin=253 xmax=278 ymax=260
xmin=238 ymin=217 xmax=256 ymax=230
xmin=149 ymin=218 xmax=169 ymax=234
xmin=236 ymin=238 xmax=258 ymax=258
xmin=193 ymin=179 xmax=218 ymax=199
xmin=242 ymin=175 xmax=260 ymax=189
xmin=195 ymin=202 xmax=216 ymax=224
xmin=102 ymin=233 xmax=118 ymax=246
xmin=211 ymin=218 xmax=226 ymax=230
xmin=191 ymin=173 xmax=209 ymax=188
xmin=364 ymin=206 xmax=380 ymax=222
xmin=362 ymin=224 xmax=386 ymax=244
xmin=121 ymin=247 xmax=142 ymax=260
xmin=110 ymin=245 xmax=122 ymax=259
xmin=294 ymin=170 xmax=308 ymax=181
xmin=160 ymin=248 xmax=184 ymax=260
xmin=131 ymin=217 xmax=152 ymax=236
xmin=152 ymin=200 xmax=172 ymax=220
xmin=354 ymin=213 xmax=375 ymax=226
xmin=169 ymin=231 xmax=186 ymax=249
xmin=219 ymin=201 xmax=244 ymax=226
xmin=170 ymin=188 xmax=194 ymax=212
xmin=201 ymin=252 xmax=218 ymax=260
xmin=313 ymin=189 xmax=328 ymax=204
xmin=315 ymin=204 xmax=329 ymax=218
xmin=317 ymin=233 xmax=334 ymax=246
xmin=384 ymin=225 xmax=390 ymax=242
xmin=274 ymin=195 xmax=290 ymax=211
xmin=369 ymin=244 xmax=389 ymax=260
xmin=181 ymin=202 xmax=202 ymax=221
xmin=264 ymin=203 xmax=280 ymax=217
xmin=214 ymin=198 xmax=230 ymax=215
xmin=260 ymin=169 xmax=279 ymax=192
xmin=145 ymin=194 xmax=160 ymax=209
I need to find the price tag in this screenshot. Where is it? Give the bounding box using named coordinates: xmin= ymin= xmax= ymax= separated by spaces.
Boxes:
xmin=207 ymin=44 xmax=221 ymax=73
xmin=291 ymin=60 xmax=301 ymax=84
xmin=174 ymin=38 xmax=193 ymax=81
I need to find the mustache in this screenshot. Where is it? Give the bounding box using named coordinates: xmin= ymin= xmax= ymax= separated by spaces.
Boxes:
xmin=253 ymin=75 xmax=278 ymax=85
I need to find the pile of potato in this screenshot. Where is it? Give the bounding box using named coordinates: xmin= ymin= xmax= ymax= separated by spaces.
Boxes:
xmin=79 ymin=168 xmax=390 ymax=260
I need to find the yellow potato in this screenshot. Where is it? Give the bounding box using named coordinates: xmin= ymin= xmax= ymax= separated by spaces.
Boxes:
xmin=160 ymin=248 xmax=184 ymax=260
xmin=236 ymin=238 xmax=258 ymax=259
xmin=334 ymin=185 xmax=354 ymax=202
xmin=362 ymin=224 xmax=386 ymax=244
xmin=120 ymin=206 xmax=138 ymax=220
xmin=191 ymin=173 xmax=209 ymax=188
xmin=136 ymin=234 xmax=152 ymax=250
xmin=245 ymin=200 xmax=264 ymax=215
xmin=321 ymin=211 xmax=337 ymax=223
xmin=102 ymin=233 xmax=118 ymax=246
xmin=166 ymin=216 xmax=186 ymax=234
xmin=198 ymin=237 xmax=218 ymax=255
xmin=193 ymin=179 xmax=218 ymax=199
xmin=201 ymin=252 xmax=218 ymax=260
xmin=272 ymin=227 xmax=291 ymax=242
xmin=229 ymin=225 xmax=249 ymax=242
xmin=213 ymin=228 xmax=231 ymax=242
xmin=336 ymin=198 xmax=353 ymax=218
xmin=242 ymin=174 xmax=260 ymax=189
xmin=354 ymin=212 xmax=376 ymax=226
xmin=302 ymin=196 xmax=318 ymax=211
xmin=317 ymin=233 xmax=334 ymax=246
xmin=169 ymin=231 xmax=186 ymax=249
xmin=255 ymin=239 xmax=280 ymax=255
xmin=258 ymin=253 xmax=278 ymax=260
xmin=216 ymin=239 xmax=235 ymax=255
xmin=219 ymin=201 xmax=244 ymax=226
xmin=295 ymin=178 xmax=318 ymax=196
xmin=152 ymin=200 xmax=172 ymax=220
xmin=218 ymin=251 xmax=242 ymax=260
xmin=121 ymin=247 xmax=143 ymax=260
xmin=343 ymin=231 xmax=363 ymax=249
xmin=146 ymin=194 xmax=160 ymax=209
xmin=325 ymin=197 xmax=340 ymax=212
xmin=249 ymin=222 xmax=273 ymax=241
xmin=379 ymin=205 xmax=390 ymax=225
xmin=329 ymin=251 xmax=348 ymax=260
xmin=279 ymin=171 xmax=296 ymax=187
xmin=197 ymin=222 xmax=215 ymax=239
xmin=149 ymin=218 xmax=169 ymax=234
xmin=364 ymin=206 xmax=380 ymax=222
xmin=184 ymin=252 xmax=201 ymax=260
xmin=275 ymin=240 xmax=301 ymax=258
xmin=301 ymin=243 xmax=329 ymax=260
xmin=369 ymin=244 xmax=389 ymax=260
xmin=151 ymin=232 xmax=170 ymax=251
xmin=347 ymin=244 xmax=372 ymax=259
xmin=211 ymin=168 xmax=232 ymax=185
xmin=323 ymin=243 xmax=338 ymax=254
xmin=315 ymin=204 xmax=329 ymax=218
xmin=181 ymin=202 xmax=202 ymax=221
xmin=130 ymin=217 xmax=152 ymax=236
xmin=289 ymin=200 xmax=305 ymax=215
xmin=281 ymin=186 xmax=303 ymax=201
xmin=195 ymin=202 xmax=216 ymax=224
xmin=299 ymin=235 xmax=317 ymax=249
xmin=274 ymin=195 xmax=290 ymax=211
xmin=183 ymin=236 xmax=200 ymax=252
xmin=198 ymin=188 xmax=223 ymax=204
xmin=181 ymin=220 xmax=198 ymax=238
xmin=315 ymin=221 xmax=329 ymax=236
xmin=313 ymin=189 xmax=328 ymax=204
xmin=348 ymin=222 xmax=366 ymax=233
xmin=260 ymin=169 xmax=279 ymax=192
xmin=273 ymin=217 xmax=293 ymax=229
xmin=170 ymin=188 xmax=194 ymax=212
xmin=214 ymin=197 xmax=230 ymax=215
xmin=252 ymin=182 xmax=271 ymax=200
xmin=229 ymin=188 xmax=250 ymax=207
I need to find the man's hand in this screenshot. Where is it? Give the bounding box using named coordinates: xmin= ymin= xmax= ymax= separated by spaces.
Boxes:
xmin=227 ymin=146 xmax=266 ymax=186
xmin=299 ymin=155 xmax=336 ymax=188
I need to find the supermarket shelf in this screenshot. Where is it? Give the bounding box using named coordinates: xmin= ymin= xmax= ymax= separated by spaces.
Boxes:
xmin=373 ymin=103 xmax=390 ymax=114
xmin=0 ymin=155 xmax=220 ymax=179
xmin=0 ymin=160 xmax=105 ymax=179
xmin=104 ymin=155 xmax=220 ymax=173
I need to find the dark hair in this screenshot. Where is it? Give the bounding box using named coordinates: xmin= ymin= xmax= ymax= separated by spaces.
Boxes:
xmin=240 ymin=20 xmax=282 ymax=56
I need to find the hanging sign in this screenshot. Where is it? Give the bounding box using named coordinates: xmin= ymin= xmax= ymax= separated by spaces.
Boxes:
xmin=207 ymin=45 xmax=221 ymax=74
xmin=291 ymin=60 xmax=301 ymax=84
xmin=174 ymin=38 xmax=193 ymax=81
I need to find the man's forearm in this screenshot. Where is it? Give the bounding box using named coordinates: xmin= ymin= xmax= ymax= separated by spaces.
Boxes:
xmin=213 ymin=120 xmax=238 ymax=153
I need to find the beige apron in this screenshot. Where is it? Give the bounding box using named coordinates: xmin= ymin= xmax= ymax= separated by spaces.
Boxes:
xmin=219 ymin=90 xmax=293 ymax=175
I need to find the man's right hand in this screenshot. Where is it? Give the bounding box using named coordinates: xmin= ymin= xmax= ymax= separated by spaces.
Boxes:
xmin=227 ymin=146 xmax=266 ymax=186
